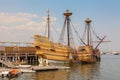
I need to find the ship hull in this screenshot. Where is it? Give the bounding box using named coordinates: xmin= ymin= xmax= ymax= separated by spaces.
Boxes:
xmin=36 ymin=48 xmax=99 ymax=64
xmin=34 ymin=35 xmax=100 ymax=64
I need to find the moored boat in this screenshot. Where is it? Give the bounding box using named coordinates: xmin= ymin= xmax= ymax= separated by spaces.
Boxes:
xmin=18 ymin=64 xmax=31 ymax=68
xmin=6 ymin=68 xmax=23 ymax=79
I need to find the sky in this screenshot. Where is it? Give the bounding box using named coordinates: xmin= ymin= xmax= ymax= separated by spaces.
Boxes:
xmin=0 ymin=0 xmax=120 ymax=52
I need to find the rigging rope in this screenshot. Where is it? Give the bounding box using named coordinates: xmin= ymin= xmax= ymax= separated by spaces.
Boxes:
xmin=70 ymin=20 xmax=86 ymax=46
xmin=44 ymin=24 xmax=48 ymax=36
xmin=68 ymin=19 xmax=76 ymax=49
xmin=58 ymin=17 xmax=67 ymax=44
xmin=82 ymin=23 xmax=87 ymax=40
xmin=91 ymin=26 xmax=102 ymax=40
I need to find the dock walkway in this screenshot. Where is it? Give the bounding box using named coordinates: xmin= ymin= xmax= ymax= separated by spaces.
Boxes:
xmin=0 ymin=65 xmax=70 ymax=76
xmin=31 ymin=65 xmax=70 ymax=71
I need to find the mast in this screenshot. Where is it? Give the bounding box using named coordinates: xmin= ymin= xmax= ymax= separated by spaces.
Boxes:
xmin=85 ymin=18 xmax=92 ymax=46
xmin=47 ymin=10 xmax=50 ymax=40
xmin=63 ymin=10 xmax=72 ymax=47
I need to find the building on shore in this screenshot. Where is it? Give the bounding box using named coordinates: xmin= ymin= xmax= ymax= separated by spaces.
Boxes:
xmin=0 ymin=42 xmax=38 ymax=66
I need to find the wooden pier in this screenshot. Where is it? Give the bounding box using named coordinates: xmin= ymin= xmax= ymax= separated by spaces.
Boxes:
xmin=32 ymin=65 xmax=70 ymax=71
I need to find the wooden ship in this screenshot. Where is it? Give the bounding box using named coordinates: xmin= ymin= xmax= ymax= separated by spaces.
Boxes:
xmin=34 ymin=10 xmax=105 ymax=64
xmin=77 ymin=18 xmax=106 ymax=63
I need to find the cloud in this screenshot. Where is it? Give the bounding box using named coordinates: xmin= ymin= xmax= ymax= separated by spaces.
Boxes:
xmin=0 ymin=13 xmax=35 ymax=24
xmin=17 ymin=13 xmax=38 ymax=18
xmin=0 ymin=12 xmax=57 ymax=30
xmin=16 ymin=21 xmax=46 ymax=31
xmin=0 ymin=12 xmax=57 ymax=42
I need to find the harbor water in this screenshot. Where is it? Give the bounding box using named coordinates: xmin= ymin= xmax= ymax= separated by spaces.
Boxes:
xmin=1 ymin=54 xmax=120 ymax=80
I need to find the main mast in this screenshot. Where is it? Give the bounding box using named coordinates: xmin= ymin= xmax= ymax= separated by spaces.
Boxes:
xmin=63 ymin=10 xmax=72 ymax=47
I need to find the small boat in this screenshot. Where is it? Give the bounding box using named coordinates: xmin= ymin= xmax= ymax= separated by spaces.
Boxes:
xmin=0 ymin=70 xmax=9 ymax=78
xmin=6 ymin=68 xmax=23 ymax=79
xmin=20 ymin=69 xmax=35 ymax=73
xmin=18 ymin=64 xmax=31 ymax=68
xmin=112 ymin=52 xmax=119 ymax=55
xmin=0 ymin=70 xmax=9 ymax=75
xmin=114 ymin=53 xmax=119 ymax=55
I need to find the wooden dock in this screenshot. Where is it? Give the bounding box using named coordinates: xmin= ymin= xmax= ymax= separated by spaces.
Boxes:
xmin=31 ymin=65 xmax=70 ymax=71
xmin=0 ymin=65 xmax=70 ymax=78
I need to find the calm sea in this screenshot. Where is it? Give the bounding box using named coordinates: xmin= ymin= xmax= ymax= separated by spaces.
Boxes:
xmin=1 ymin=54 xmax=120 ymax=80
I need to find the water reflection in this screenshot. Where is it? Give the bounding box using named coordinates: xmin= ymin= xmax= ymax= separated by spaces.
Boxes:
xmin=68 ymin=63 xmax=100 ymax=80
xmin=34 ymin=63 xmax=101 ymax=80
xmin=0 ymin=63 xmax=100 ymax=80
xmin=35 ymin=70 xmax=69 ymax=80
xmin=1 ymin=55 xmax=120 ymax=80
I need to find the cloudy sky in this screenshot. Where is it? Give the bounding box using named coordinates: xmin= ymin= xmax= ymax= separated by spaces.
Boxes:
xmin=0 ymin=0 xmax=120 ymax=52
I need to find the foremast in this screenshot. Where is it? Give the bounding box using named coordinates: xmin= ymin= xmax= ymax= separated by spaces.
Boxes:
xmin=47 ymin=10 xmax=50 ymax=40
